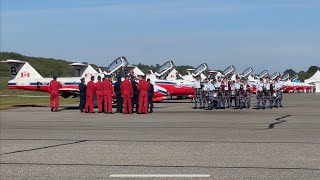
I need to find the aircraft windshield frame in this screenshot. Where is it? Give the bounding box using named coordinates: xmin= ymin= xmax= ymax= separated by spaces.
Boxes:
xmin=257 ymin=70 xmax=269 ymax=79
xmin=192 ymin=63 xmax=208 ymax=77
xmin=241 ymin=67 xmax=253 ymax=78
xmin=155 ymin=61 xmax=175 ymax=77
xmin=270 ymin=72 xmax=280 ymax=80
xmin=105 ymin=56 xmax=129 ymax=74
xmin=223 ymin=65 xmax=236 ymax=76
xmin=290 ymin=74 xmax=299 ymax=81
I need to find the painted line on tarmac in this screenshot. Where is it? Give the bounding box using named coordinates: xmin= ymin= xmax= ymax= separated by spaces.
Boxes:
xmin=109 ymin=174 xmax=210 ymax=178
xmin=1 ymin=139 xmax=320 ymax=144
xmin=1 ymin=162 xmax=319 ymax=171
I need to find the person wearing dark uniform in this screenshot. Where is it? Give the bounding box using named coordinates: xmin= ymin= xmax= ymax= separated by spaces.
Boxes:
xmin=103 ymin=75 xmax=114 ymax=114
xmin=121 ymin=76 xmax=133 ymax=114
xmin=114 ymin=76 xmax=123 ymax=113
xmin=147 ymin=78 xmax=154 ymax=113
xmin=48 ymin=75 xmax=62 ymax=112
xmin=84 ymin=76 xmax=96 ymax=113
xmin=95 ymin=76 xmax=104 ymax=113
xmin=131 ymin=78 xmax=138 ymax=113
xmin=78 ymin=78 xmax=86 ymax=112
xmin=137 ymin=76 xmax=150 ymax=114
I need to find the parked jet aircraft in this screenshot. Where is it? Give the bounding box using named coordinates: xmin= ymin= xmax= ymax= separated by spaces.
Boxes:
xmin=146 ymin=61 xmax=208 ymax=97
xmin=1 ymin=57 xmax=167 ymax=101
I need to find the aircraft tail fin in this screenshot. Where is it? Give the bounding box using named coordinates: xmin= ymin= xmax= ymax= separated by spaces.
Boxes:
xmin=0 ymin=60 xmax=43 ymax=80
xmin=70 ymin=63 xmax=98 ymax=78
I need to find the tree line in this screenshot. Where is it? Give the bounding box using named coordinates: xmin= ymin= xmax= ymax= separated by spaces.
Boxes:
xmin=0 ymin=52 xmax=319 ymax=81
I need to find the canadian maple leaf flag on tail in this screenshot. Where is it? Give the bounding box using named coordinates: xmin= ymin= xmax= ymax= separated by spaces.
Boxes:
xmin=21 ymin=72 xmax=30 ymax=78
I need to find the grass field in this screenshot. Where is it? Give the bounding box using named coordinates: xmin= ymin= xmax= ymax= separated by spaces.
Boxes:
xmin=0 ymin=77 xmax=78 ymax=110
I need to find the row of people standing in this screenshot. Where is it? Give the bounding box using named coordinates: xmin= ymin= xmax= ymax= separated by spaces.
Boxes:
xmin=193 ymin=75 xmax=285 ymax=110
xmin=79 ymin=75 xmax=154 ymax=114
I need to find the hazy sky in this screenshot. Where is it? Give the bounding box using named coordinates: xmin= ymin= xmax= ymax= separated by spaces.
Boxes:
xmin=1 ymin=0 xmax=320 ymax=73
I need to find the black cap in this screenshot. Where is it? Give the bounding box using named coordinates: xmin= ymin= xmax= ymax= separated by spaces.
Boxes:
xmin=80 ymin=77 xmax=85 ymax=81
xmin=53 ymin=75 xmax=58 ymax=79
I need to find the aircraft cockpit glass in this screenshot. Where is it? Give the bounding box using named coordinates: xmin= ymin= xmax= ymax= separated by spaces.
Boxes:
xmin=105 ymin=56 xmax=129 ymax=75
xmin=241 ymin=67 xmax=253 ymax=78
xmin=223 ymin=65 xmax=236 ymax=77
xmin=256 ymin=70 xmax=269 ymax=79
xmin=192 ymin=63 xmax=208 ymax=77
xmin=155 ymin=61 xmax=175 ymax=78
xmin=282 ymin=73 xmax=289 ymax=81
xmin=270 ymin=72 xmax=280 ymax=80
xmin=290 ymin=74 xmax=299 ymax=82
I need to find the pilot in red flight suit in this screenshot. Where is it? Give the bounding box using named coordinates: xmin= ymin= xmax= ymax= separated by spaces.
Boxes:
xmin=103 ymin=75 xmax=114 ymax=114
xmin=121 ymin=75 xmax=133 ymax=114
xmin=84 ymin=76 xmax=96 ymax=113
xmin=137 ymin=76 xmax=150 ymax=114
xmin=95 ymin=76 xmax=104 ymax=113
xmin=48 ymin=75 xmax=62 ymax=112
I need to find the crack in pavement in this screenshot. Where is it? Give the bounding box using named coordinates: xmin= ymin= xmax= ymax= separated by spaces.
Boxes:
xmin=0 ymin=140 xmax=87 ymax=156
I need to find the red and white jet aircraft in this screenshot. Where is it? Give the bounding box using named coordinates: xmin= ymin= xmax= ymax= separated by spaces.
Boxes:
xmin=1 ymin=57 xmax=168 ymax=101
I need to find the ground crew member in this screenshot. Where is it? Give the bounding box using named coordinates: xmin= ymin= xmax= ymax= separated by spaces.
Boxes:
xmin=193 ymin=76 xmax=201 ymax=109
xmin=84 ymin=76 xmax=96 ymax=113
xmin=95 ymin=76 xmax=104 ymax=113
xmin=121 ymin=75 xmax=133 ymax=114
xmin=131 ymin=78 xmax=138 ymax=113
xmin=78 ymin=78 xmax=86 ymax=112
xmin=147 ymin=78 xmax=154 ymax=113
xmin=48 ymin=75 xmax=62 ymax=112
xmin=114 ymin=76 xmax=123 ymax=113
xmin=103 ymin=75 xmax=114 ymax=114
xmin=137 ymin=76 xmax=150 ymax=114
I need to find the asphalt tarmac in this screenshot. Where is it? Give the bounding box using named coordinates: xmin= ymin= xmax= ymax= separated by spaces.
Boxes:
xmin=1 ymin=93 xmax=320 ymax=179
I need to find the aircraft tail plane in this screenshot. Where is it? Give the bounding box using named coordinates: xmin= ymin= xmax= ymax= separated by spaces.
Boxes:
xmin=70 ymin=63 xmax=98 ymax=78
xmin=0 ymin=60 xmax=43 ymax=80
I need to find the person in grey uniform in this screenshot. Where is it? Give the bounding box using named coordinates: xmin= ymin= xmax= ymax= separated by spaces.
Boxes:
xmin=201 ymin=78 xmax=209 ymax=109
xmin=214 ymin=76 xmax=223 ymax=109
xmin=243 ymin=79 xmax=251 ymax=109
xmin=193 ymin=76 xmax=201 ymax=109
xmin=256 ymin=78 xmax=264 ymax=109
xmin=234 ymin=76 xmax=242 ymax=109
xmin=206 ymin=79 xmax=215 ymax=110
xmin=264 ymin=76 xmax=274 ymax=109
xmin=274 ymin=76 xmax=284 ymax=108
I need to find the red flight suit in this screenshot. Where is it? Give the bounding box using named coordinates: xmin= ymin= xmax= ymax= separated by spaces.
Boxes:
xmin=95 ymin=80 xmax=104 ymax=112
xmin=48 ymin=80 xmax=62 ymax=111
xmin=84 ymin=80 xmax=96 ymax=113
xmin=120 ymin=79 xmax=133 ymax=114
xmin=137 ymin=79 xmax=150 ymax=114
xmin=103 ymin=79 xmax=114 ymax=113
